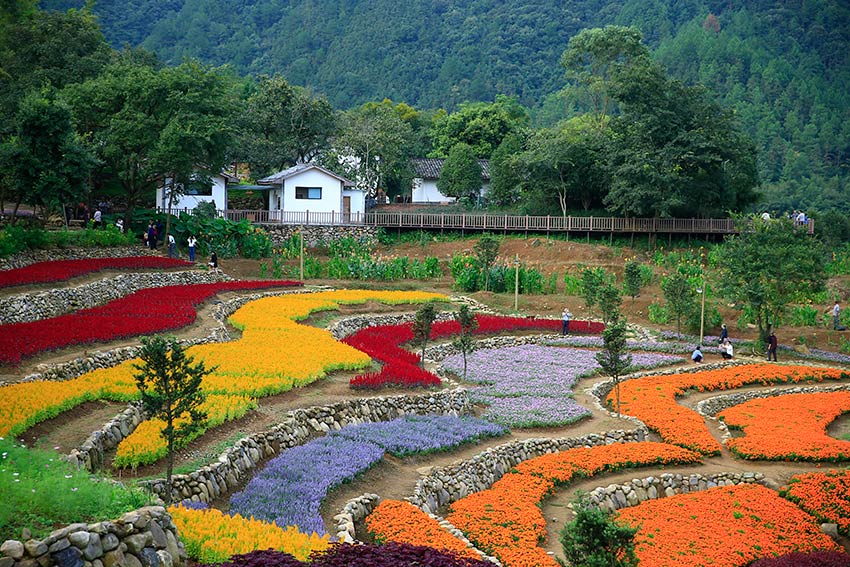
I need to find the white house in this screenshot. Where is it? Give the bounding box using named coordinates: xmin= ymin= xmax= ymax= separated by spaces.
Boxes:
xmin=157 ymin=171 xmax=238 ymax=212
xmin=257 ymin=163 xmax=364 ymax=222
xmin=410 ymin=158 xmax=491 ymax=203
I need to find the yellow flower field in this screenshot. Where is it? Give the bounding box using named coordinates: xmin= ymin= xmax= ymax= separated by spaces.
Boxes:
xmin=169 ymin=505 xmax=330 ymax=563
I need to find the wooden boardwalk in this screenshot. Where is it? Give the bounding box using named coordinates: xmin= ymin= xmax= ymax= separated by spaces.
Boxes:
xmin=169 ymin=209 xmax=814 ymax=236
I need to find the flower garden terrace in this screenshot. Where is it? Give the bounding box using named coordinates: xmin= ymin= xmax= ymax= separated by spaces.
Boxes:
xmin=3 ymin=282 xmax=850 ymax=566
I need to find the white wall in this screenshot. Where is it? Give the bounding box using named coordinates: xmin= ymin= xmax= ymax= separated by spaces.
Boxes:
xmin=277 ymin=169 xmax=344 ymax=214
xmin=343 ymin=188 xmax=366 ymax=215
xmin=412 ymin=178 xmax=456 ymax=203
xmin=157 ymin=175 xmax=227 ymax=211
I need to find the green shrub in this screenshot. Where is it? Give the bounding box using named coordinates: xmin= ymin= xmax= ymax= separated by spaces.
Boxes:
xmin=787 ymin=305 xmax=821 ymax=327
xmin=563 ymin=273 xmax=582 ymax=295
xmin=648 ymin=302 xmax=669 ymax=324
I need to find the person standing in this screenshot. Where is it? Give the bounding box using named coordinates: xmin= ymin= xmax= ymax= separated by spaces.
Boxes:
xmin=833 ymin=302 xmax=842 ymax=330
xmin=766 ymin=331 xmax=778 ymax=362
xmin=146 ymin=221 xmax=156 ymax=249
xmin=561 ymin=307 xmax=572 ymax=336
xmin=93 ymin=207 xmax=102 ymax=228
xmin=208 ymin=251 xmax=218 ymax=270
xmin=187 ymin=235 xmax=197 ymax=262
xmin=719 ymin=323 xmax=728 ymax=343
xmin=167 ymin=233 xmax=176 ymax=258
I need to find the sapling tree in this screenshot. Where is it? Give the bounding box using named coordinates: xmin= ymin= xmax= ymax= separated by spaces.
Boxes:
xmin=598 ymin=280 xmax=622 ymax=326
xmin=452 ymin=304 xmax=479 ymax=379
xmin=133 ymin=335 xmax=213 ymax=504
xmin=412 ymin=303 xmax=437 ymax=368
xmin=580 ymin=266 xmax=612 ymax=316
xmin=622 ymin=260 xmax=642 ymax=303
xmin=474 ymin=235 xmax=500 ymax=291
xmin=595 ymin=315 xmax=632 ymax=418
xmin=662 ymin=271 xmax=696 ymax=339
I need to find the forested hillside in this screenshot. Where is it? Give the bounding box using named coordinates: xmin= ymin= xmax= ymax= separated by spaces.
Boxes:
xmin=41 ymin=0 xmax=850 ymax=213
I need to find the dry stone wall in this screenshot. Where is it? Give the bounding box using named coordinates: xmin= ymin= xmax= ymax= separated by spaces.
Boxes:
xmin=0 ymin=247 xmax=155 ymax=272
xmin=585 ymin=471 xmax=766 ymax=512
xmin=0 ymin=507 xmax=185 ymax=567
xmin=0 ymin=271 xmax=230 ymax=324
xmin=261 ymin=224 xmax=377 ymax=247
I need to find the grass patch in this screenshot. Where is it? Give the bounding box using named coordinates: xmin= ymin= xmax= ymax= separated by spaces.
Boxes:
xmin=0 ymin=437 xmax=150 ymax=539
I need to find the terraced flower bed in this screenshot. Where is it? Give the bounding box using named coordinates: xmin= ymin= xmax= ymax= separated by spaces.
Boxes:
xmin=782 ymin=470 xmax=850 ymax=534
xmin=0 ymin=256 xmax=193 ymax=288
xmin=618 ymin=484 xmax=840 ymax=567
xmin=719 ymin=391 xmax=850 ymax=460
xmin=608 ymin=364 xmax=849 ymax=454
xmin=0 ymin=280 xmax=302 ymax=365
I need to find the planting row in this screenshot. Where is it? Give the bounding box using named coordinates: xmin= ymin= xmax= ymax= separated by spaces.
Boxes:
xmin=0 ymin=280 xmax=302 ymax=365
xmin=607 ymin=363 xmax=849 ymax=454
xmin=0 ymin=256 xmax=192 ymax=288
xmin=344 ymin=316 xmax=605 ymax=389
xmin=228 ymin=414 xmax=506 ymax=536
xmin=442 ymin=344 xmax=682 ymax=428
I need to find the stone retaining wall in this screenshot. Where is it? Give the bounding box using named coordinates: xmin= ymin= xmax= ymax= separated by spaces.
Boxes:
xmin=0 ymin=506 xmax=185 ymax=567
xmin=140 ymin=389 xmax=472 ymax=504
xmin=406 ymin=429 xmax=647 ymax=516
xmin=67 ymin=403 xmax=146 ymax=472
xmin=0 ymin=247 xmax=155 ymax=272
xmin=260 ymin=224 xmax=378 ymax=247
xmin=585 ymin=472 xmax=766 ymax=513
xmin=0 ymin=271 xmax=230 ymax=324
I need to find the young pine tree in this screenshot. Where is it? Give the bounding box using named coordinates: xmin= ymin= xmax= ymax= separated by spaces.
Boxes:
xmin=452 ymin=304 xmax=479 ymax=379
xmin=133 ymin=336 xmax=213 ymax=504
xmin=412 ymin=303 xmax=437 ymax=368
xmin=559 ymin=494 xmax=638 ymax=567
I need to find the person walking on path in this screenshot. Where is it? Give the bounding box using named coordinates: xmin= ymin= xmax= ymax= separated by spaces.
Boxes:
xmin=208 ymin=251 xmax=218 ymax=270
xmin=187 ymin=235 xmax=197 ymax=262
xmin=719 ymin=323 xmax=728 ymax=343
xmin=766 ymin=331 xmax=778 ymax=361
xmin=691 ymin=346 xmax=704 ymax=363
xmin=561 ymin=307 xmax=572 ymax=335
xmin=167 ymin=234 xmax=176 ymax=258
xmin=93 ymin=207 xmax=102 ymax=228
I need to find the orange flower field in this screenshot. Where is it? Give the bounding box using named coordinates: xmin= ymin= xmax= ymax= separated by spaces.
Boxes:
xmin=617 ymin=484 xmax=840 ymax=567
xmin=366 ymin=499 xmax=479 ymax=559
xmin=446 ymin=442 xmax=702 ymax=567
xmin=783 ymin=470 xmax=850 ymax=534
xmin=608 ymin=364 xmax=847 ymax=454
xmin=720 ymin=391 xmax=850 ymax=461
xmin=169 ymin=505 xmax=330 ymax=563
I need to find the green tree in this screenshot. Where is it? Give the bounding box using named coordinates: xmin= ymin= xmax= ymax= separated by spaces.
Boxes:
xmin=488 ymin=132 xmax=524 ymax=208
xmin=579 ymin=267 xmax=612 ymax=317
xmin=717 ymin=217 xmax=827 ymax=340
xmin=235 ymin=75 xmax=336 ymax=177
xmin=558 ymin=494 xmax=638 ymax=567
xmin=474 ymin=235 xmax=500 ymax=292
xmin=662 ymin=272 xmax=696 ymax=339
xmin=429 ymin=96 xmax=529 ymax=159
xmin=329 ymin=102 xmax=416 ymax=198
xmin=0 ymin=91 xmax=95 ymax=221
xmin=133 ymin=336 xmax=212 ymax=504
xmin=452 ymin=304 xmax=479 ymax=379
xmin=65 ymin=58 xmax=237 ymax=226
xmin=438 ymin=143 xmax=482 ymax=206
xmin=412 ymin=303 xmax=437 ymax=369
xmin=597 ymin=280 xmax=622 ymax=326
xmin=622 ymin=260 xmax=642 ymax=303
xmin=595 ymin=316 xmax=632 ymax=418
xmin=560 ymin=25 xmax=650 ymax=126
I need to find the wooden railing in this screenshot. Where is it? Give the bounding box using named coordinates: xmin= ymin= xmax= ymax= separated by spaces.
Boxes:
xmin=159 ymin=208 xmax=814 ymax=235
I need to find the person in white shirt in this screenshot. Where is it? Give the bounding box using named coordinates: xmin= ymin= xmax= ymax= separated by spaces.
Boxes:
xmin=691 ymin=346 xmax=703 ymax=363
xmin=187 ymin=235 xmax=197 ymax=262
xmin=167 ymin=234 xmax=176 ymax=258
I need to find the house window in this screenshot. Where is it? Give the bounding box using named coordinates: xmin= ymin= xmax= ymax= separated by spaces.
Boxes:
xmin=295 ymin=186 xmax=322 ymax=200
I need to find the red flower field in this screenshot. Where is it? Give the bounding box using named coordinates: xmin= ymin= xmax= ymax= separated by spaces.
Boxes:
xmin=0 ymin=256 xmax=194 ymax=288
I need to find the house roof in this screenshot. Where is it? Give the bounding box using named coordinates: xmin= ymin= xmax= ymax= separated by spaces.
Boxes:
xmin=219 ymin=171 xmax=240 ymax=183
xmin=410 ymin=158 xmax=491 ymax=181
xmin=257 ymin=163 xmax=355 ymax=187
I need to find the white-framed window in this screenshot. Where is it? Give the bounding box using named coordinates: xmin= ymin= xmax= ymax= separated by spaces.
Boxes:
xmin=295 ymin=186 xmax=322 ymax=200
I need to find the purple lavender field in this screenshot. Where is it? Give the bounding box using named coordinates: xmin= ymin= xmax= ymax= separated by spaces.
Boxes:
xmin=442 ymin=344 xmax=682 ymax=428
xmin=228 ymin=415 xmax=506 ymax=535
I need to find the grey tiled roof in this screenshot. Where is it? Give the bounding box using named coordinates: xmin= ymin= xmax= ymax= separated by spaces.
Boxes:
xmin=257 ymin=163 xmax=355 ymax=187
xmin=411 ymin=158 xmax=490 ymax=181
